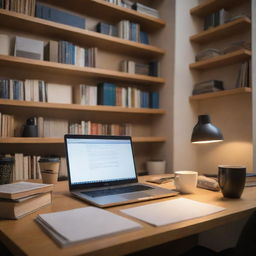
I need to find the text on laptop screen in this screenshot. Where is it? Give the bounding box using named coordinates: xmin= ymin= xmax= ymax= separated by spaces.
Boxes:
xmin=66 ymin=138 xmax=137 ymax=185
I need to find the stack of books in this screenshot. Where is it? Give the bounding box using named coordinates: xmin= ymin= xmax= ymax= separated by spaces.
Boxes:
xmin=204 ymin=8 xmax=229 ymax=30
xmin=0 ymin=182 xmax=53 ymax=219
xmin=192 ymin=80 xmax=224 ymax=95
xmin=132 ymin=3 xmax=159 ymax=18
xmin=195 ymin=48 xmax=222 ymax=62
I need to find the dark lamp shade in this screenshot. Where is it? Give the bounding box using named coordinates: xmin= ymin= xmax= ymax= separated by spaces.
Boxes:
xmin=191 ymin=115 xmax=223 ymax=144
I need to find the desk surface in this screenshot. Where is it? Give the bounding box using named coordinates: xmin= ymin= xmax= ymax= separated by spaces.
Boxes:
xmin=1 ymin=175 xmax=256 ymax=256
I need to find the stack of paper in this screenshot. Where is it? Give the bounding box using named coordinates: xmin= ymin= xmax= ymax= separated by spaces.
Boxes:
xmin=35 ymin=206 xmax=142 ymax=247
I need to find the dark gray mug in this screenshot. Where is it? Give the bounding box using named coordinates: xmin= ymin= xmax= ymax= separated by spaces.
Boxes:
xmin=218 ymin=165 xmax=246 ymax=198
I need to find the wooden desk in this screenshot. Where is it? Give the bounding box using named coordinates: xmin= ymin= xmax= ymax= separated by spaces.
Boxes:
xmin=1 ymin=175 xmax=256 ymax=256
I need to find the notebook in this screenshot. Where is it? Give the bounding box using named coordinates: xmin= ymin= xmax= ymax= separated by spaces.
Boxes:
xmin=64 ymin=135 xmax=178 ymax=207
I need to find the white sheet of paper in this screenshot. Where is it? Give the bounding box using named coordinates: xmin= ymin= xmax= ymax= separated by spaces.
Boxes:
xmin=121 ymin=198 xmax=225 ymax=226
xmin=36 ymin=206 xmax=142 ymax=247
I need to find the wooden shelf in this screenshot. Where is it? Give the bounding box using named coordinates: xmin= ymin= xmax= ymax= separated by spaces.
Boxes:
xmin=0 ymin=55 xmax=164 ymax=85
xmin=0 ymin=99 xmax=165 ymax=115
xmin=190 ymin=0 xmax=248 ymax=17
xmin=0 ymin=9 xmax=164 ymax=59
xmin=190 ymin=87 xmax=252 ymax=100
xmin=190 ymin=17 xmax=251 ymax=44
xmin=0 ymin=137 xmax=167 ymax=144
xmin=189 ymin=49 xmax=251 ymax=70
xmin=40 ymin=0 xmax=166 ymax=31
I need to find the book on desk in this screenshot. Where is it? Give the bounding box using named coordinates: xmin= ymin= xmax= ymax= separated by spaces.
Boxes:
xmin=0 ymin=182 xmax=53 ymax=219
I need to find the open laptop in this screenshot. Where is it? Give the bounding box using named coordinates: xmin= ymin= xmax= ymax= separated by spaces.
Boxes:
xmin=64 ymin=134 xmax=178 ymax=207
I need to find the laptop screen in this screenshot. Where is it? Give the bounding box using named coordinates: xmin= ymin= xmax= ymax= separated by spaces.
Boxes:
xmin=65 ymin=135 xmax=137 ymax=188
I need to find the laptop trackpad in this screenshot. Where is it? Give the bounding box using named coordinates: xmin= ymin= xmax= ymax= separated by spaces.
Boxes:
xmin=122 ymin=192 xmax=152 ymax=200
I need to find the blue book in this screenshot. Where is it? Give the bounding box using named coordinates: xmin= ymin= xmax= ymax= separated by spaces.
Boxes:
xmin=13 ymin=80 xmax=20 ymax=100
xmin=139 ymin=31 xmax=149 ymax=45
xmin=96 ymin=22 xmax=110 ymax=35
xmin=97 ymin=83 xmax=116 ymax=106
xmin=150 ymin=92 xmax=159 ymax=109
xmin=130 ymin=23 xmax=137 ymax=42
xmin=149 ymin=61 xmax=159 ymax=77
xmin=0 ymin=80 xmax=8 ymax=99
xmin=36 ymin=3 xmax=85 ymax=29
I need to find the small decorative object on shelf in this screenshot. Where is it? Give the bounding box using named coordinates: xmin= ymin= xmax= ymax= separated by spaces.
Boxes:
xmin=22 ymin=117 xmax=38 ymax=137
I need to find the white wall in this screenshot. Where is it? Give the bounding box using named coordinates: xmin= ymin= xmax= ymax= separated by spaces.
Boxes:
xmin=172 ymin=0 xmax=199 ymax=171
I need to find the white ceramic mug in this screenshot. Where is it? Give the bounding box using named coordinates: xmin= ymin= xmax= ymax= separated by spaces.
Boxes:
xmin=174 ymin=170 xmax=198 ymax=194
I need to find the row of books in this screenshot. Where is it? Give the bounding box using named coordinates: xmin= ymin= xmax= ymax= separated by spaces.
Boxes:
xmin=0 ymin=79 xmax=47 ymax=102
xmin=132 ymin=2 xmax=159 ymax=18
xmin=96 ymin=21 xmax=149 ymax=44
xmin=236 ymin=61 xmax=251 ymax=88
xmin=105 ymin=0 xmax=159 ymax=18
xmin=192 ymin=61 xmax=251 ymax=95
xmin=33 ymin=116 xmax=132 ymax=137
xmin=97 ymin=82 xmax=159 ymax=108
xmin=0 ymin=34 xmax=98 ymax=67
xmin=10 ymin=153 xmax=67 ymax=182
xmin=0 ymin=0 xmax=35 ymax=16
xmin=0 ymin=181 xmax=53 ymax=219
xmin=121 ymin=60 xmax=159 ymax=77
xmin=0 ymin=113 xmax=14 ymax=137
xmin=35 ymin=2 xmax=86 ymax=29
xmin=0 ymin=78 xmax=159 ymax=109
xmin=0 ymin=79 xmax=72 ymax=103
xmin=69 ymin=121 xmax=132 ymax=136
xmin=54 ymin=41 xmax=97 ymax=67
xmin=204 ymin=8 xmax=228 ymax=30
xmin=106 ymin=0 xmax=133 ymax=9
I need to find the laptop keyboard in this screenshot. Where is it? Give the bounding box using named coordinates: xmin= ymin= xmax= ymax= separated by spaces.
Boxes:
xmin=82 ymin=184 xmax=153 ymax=198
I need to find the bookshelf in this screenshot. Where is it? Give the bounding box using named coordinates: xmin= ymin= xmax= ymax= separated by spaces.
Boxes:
xmin=39 ymin=0 xmax=166 ymax=30
xmin=190 ymin=17 xmax=251 ymax=44
xmin=188 ymin=0 xmax=252 ymax=173
xmin=0 ymin=99 xmax=165 ymax=115
xmin=189 ymin=49 xmax=251 ymax=70
xmin=190 ymin=0 xmax=248 ymax=17
xmin=190 ymin=87 xmax=251 ymax=100
xmin=0 ymin=137 xmax=166 ymax=144
xmin=0 ymin=9 xmax=164 ymax=58
xmin=0 ymin=55 xmax=164 ymax=85
xmin=0 ymin=1 xmax=170 ymax=174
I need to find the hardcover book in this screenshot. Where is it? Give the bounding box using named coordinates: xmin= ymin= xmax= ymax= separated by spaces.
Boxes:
xmin=0 ymin=192 xmax=52 ymax=219
xmin=0 ymin=182 xmax=53 ymax=200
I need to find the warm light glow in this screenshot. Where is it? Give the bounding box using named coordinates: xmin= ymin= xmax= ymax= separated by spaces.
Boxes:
xmin=192 ymin=140 xmax=223 ymax=144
